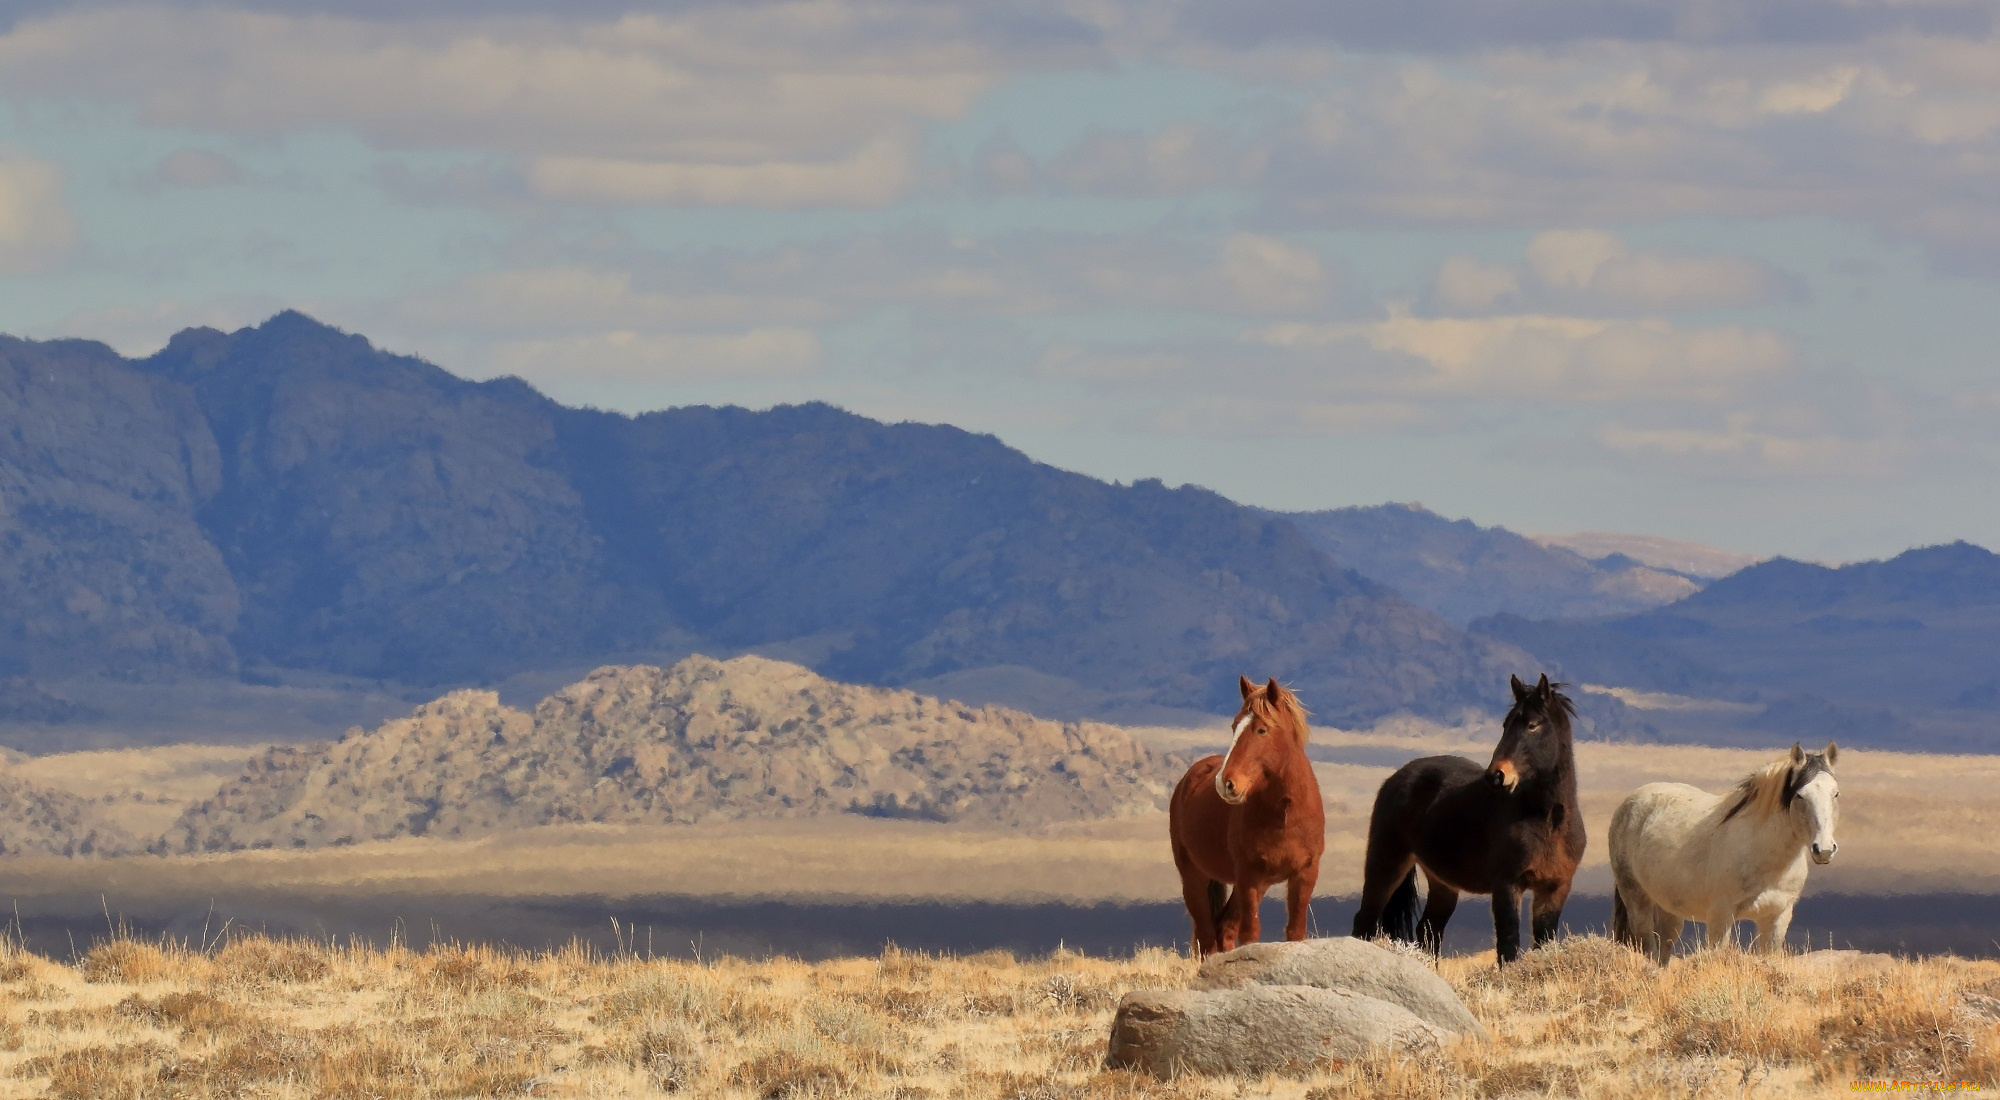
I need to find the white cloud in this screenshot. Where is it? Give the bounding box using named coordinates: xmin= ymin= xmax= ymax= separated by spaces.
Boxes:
xmin=1436 ymin=230 xmax=1796 ymax=314
xmin=1252 ymin=309 xmax=1794 ymax=403
xmin=0 ymin=153 xmax=76 ymax=273
xmin=0 ymin=5 xmax=1049 ymax=208
xmin=524 ymin=134 xmax=917 ymax=208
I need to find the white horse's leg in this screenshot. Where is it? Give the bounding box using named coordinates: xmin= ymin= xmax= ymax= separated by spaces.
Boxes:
xmin=1754 ymin=905 xmax=1794 ymax=955
xmin=1701 ymin=904 xmax=1739 ymax=952
xmin=1653 ymin=912 xmax=1684 ymax=966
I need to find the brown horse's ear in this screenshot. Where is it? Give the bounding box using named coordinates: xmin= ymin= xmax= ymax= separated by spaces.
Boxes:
xmin=1510 ymin=674 xmax=1529 ymax=704
xmin=1823 ymin=742 xmax=1838 ymax=767
xmin=1239 ymin=675 xmax=1256 ymax=702
xmin=1788 ymin=741 xmax=1805 ymax=766
xmin=1536 ymin=673 xmax=1551 ymax=700
xmin=1265 ymin=677 xmax=1282 ymax=701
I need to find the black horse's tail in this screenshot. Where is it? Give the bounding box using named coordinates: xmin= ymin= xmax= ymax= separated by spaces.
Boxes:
xmin=1206 ymin=880 xmax=1228 ymax=929
xmin=1382 ymin=868 xmax=1421 ymax=943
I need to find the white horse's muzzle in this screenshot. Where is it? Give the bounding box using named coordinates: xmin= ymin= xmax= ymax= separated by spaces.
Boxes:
xmin=1810 ymin=842 xmax=1837 ymax=865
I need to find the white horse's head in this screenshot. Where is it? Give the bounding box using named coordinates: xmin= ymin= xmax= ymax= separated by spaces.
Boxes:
xmin=1784 ymin=741 xmax=1840 ymax=864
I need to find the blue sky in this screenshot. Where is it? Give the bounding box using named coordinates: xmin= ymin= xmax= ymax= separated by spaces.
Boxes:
xmin=2 ymin=1 xmax=1998 ymax=561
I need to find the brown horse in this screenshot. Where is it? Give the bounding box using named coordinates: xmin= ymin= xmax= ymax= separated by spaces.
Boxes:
xmin=1169 ymin=677 xmax=1324 ymax=957
xmin=1351 ymin=674 xmax=1584 ymax=964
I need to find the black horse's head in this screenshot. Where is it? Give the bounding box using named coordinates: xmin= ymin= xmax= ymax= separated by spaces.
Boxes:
xmin=1488 ymin=674 xmax=1577 ymax=792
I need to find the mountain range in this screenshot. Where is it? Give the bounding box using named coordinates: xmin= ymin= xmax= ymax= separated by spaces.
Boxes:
xmin=4 ymin=311 xmax=1990 ymax=754
xmin=1474 ymin=542 xmax=2000 ymax=751
xmin=0 ymin=313 xmax=1536 ymax=736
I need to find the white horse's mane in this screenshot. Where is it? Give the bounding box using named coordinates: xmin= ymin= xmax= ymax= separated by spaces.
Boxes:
xmin=1720 ymin=757 xmax=1794 ymax=823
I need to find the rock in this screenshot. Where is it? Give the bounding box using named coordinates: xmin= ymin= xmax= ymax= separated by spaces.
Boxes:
xmin=1194 ymin=937 xmax=1486 ymax=1038
xmin=1106 ymin=985 xmax=1445 ymax=1078
xmin=168 ymin=655 xmax=1175 ymax=851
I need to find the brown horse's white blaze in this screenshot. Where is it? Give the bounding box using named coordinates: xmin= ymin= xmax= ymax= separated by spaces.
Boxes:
xmin=1214 ymin=713 xmax=1254 ymax=804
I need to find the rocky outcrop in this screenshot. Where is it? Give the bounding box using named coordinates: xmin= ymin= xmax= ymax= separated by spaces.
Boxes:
xmin=1106 ymin=985 xmax=1445 ymax=1077
xmin=1106 ymin=938 xmax=1484 ymax=1078
xmin=165 ymin=654 xmax=1174 ymax=851
xmin=0 ymin=768 xmax=140 ymax=857
xmin=1194 ymin=937 xmax=1485 ymax=1038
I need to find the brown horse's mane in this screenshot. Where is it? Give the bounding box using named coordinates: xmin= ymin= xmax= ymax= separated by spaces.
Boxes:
xmin=1720 ymin=754 xmax=1796 ymax=823
xmin=1245 ymin=684 xmax=1311 ymax=746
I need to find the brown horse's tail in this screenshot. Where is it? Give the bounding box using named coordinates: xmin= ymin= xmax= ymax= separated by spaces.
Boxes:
xmin=1382 ymin=868 xmax=1420 ymax=943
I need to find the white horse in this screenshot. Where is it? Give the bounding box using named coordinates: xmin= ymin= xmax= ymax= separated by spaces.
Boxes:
xmin=1610 ymin=741 xmax=1839 ymax=965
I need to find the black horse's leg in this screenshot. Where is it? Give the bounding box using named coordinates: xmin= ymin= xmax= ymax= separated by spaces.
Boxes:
xmin=1416 ymin=883 xmax=1459 ymax=955
xmin=1351 ymin=846 xmax=1415 ymax=940
xmin=1530 ymin=879 xmax=1572 ymax=950
xmin=1491 ymin=886 xmax=1524 ymax=964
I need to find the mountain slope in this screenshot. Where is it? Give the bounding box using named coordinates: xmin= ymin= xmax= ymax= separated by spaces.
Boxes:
xmin=1472 ymin=542 xmax=2000 ymax=751
xmin=0 ymin=335 xmax=239 ymax=686
xmin=1283 ymin=503 xmax=1704 ymax=624
xmin=166 ymin=654 xmax=1174 ymax=851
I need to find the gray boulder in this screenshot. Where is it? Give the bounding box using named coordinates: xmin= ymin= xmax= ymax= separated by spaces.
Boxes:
xmin=1194 ymin=937 xmax=1486 ymax=1039
xmin=1106 ymin=985 xmax=1445 ymax=1078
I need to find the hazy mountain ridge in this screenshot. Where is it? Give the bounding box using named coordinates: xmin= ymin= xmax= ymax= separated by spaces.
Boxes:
xmin=165 ymin=654 xmax=1175 ymax=852
xmin=0 ymin=312 xmax=1531 ymax=730
xmin=1472 ymin=542 xmax=2000 ymax=751
xmin=1283 ymin=503 xmax=1707 ymax=624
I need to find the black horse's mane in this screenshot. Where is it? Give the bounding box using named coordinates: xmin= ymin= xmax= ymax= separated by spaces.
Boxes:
xmin=1511 ymin=683 xmax=1577 ymax=724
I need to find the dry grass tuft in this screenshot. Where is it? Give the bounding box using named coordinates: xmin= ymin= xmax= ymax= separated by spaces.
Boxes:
xmin=77 ymin=940 xmax=175 ymax=985
xmin=0 ymin=931 xmax=1992 ymax=1097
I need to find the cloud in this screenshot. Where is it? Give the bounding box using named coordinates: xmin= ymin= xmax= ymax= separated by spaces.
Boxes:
xmin=523 ymin=134 xmax=916 ymax=208
xmin=0 ymin=152 xmax=75 ymax=273
xmin=1432 ymin=230 xmax=1798 ymax=315
xmin=1252 ymin=309 xmax=1794 ymax=403
xmin=0 ymin=5 xmax=1088 ymax=208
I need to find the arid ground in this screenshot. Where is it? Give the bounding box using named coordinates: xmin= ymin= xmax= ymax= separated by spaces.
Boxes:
xmin=0 ymin=930 xmax=1994 ymax=1098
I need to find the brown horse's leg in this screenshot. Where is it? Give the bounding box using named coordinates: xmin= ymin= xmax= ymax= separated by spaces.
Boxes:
xmin=1417 ymin=883 xmax=1459 ymax=954
xmin=1283 ymin=862 xmax=1318 ymax=941
xmin=1234 ymin=884 xmax=1268 ymax=947
xmin=1530 ymin=878 xmax=1572 ymax=950
xmin=1491 ymin=886 xmax=1524 ymax=965
xmin=1172 ymin=842 xmax=1221 ymax=957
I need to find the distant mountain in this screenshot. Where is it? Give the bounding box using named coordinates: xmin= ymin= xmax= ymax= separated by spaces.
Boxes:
xmin=1283 ymin=504 xmax=1705 ymax=624
xmin=1472 ymin=542 xmax=2000 ymax=751
xmin=0 ymin=313 xmax=1535 ymax=734
xmin=1530 ymin=531 xmax=1762 ymax=581
xmin=166 ymin=654 xmax=1174 ymax=851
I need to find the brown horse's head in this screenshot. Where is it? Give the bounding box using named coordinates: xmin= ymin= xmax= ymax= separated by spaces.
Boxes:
xmin=1215 ymin=676 xmax=1310 ymax=805
xmin=1488 ymin=673 xmax=1576 ymax=792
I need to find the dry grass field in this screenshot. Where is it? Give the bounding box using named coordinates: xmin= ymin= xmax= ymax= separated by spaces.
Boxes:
xmin=0 ymin=930 xmax=1994 ymax=1098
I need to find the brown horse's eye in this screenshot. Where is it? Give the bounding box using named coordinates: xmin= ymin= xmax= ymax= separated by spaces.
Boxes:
xmin=1257 ymin=727 xmax=1268 ymax=736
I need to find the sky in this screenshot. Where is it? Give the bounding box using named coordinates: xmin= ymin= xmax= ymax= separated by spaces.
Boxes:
xmin=1 ymin=1 xmax=1998 ymax=562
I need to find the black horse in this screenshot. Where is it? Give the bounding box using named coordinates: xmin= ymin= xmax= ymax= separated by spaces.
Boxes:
xmin=1351 ymin=674 xmax=1586 ymax=964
